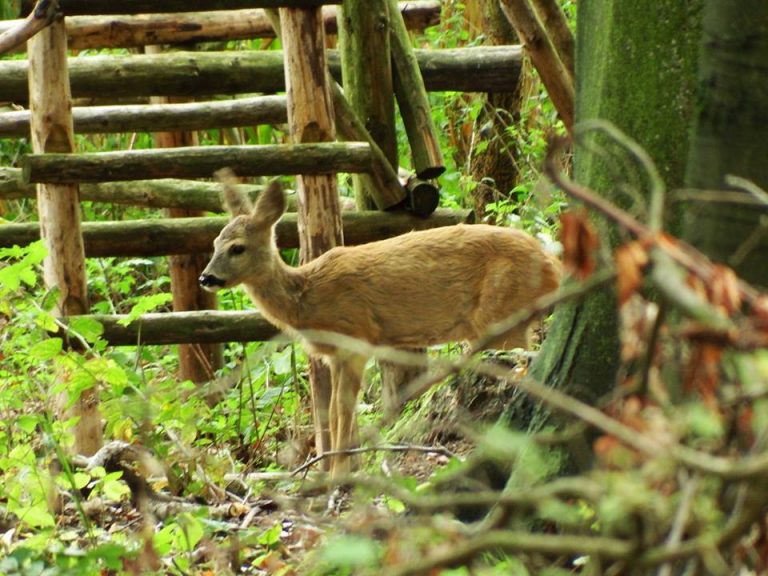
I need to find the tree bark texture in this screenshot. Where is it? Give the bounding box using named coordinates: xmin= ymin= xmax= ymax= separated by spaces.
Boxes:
xmin=499 ymin=0 xmax=573 ymax=131
xmin=683 ymin=0 xmax=768 ymax=287
xmin=22 ymin=143 xmax=372 ymax=183
xmin=0 ymin=209 xmax=472 ymax=256
xmin=0 ymin=3 xmax=441 ymax=50
xmin=0 ymin=47 xmax=523 ymax=102
xmin=0 ymin=95 xmax=288 ymax=138
xmin=279 ymin=6 xmax=341 ymax=462
xmin=526 ymin=1 xmax=702 ymax=432
xmin=20 ymin=0 xmax=340 ymax=16
xmin=387 ymin=0 xmax=445 ymax=179
xmin=64 ymin=311 xmax=279 ymax=346
xmin=338 ymin=0 xmax=397 ymax=210
xmin=27 ymin=19 xmax=102 ymax=456
xmin=0 ymin=168 xmax=301 ymax=212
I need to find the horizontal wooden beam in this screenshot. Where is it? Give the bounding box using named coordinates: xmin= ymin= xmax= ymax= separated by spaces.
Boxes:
xmin=0 ymin=168 xmax=266 ymax=211
xmin=0 ymin=95 xmax=287 ymax=138
xmin=62 ymin=311 xmax=280 ymax=346
xmin=0 ymin=47 xmax=522 ymax=102
xmin=2 ymin=3 xmax=440 ymax=50
xmin=20 ymin=0 xmax=340 ymax=16
xmin=0 ymin=209 xmax=472 ymax=256
xmin=22 ymin=143 xmax=372 ymax=183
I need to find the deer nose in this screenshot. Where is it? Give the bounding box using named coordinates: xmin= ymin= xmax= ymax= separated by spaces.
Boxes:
xmin=199 ymin=274 xmax=225 ymax=288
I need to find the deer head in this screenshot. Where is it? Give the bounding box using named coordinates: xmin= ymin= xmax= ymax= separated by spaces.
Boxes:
xmin=199 ymin=170 xmax=286 ymax=291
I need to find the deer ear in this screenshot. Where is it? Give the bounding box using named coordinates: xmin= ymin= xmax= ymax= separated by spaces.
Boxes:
xmin=251 ymin=181 xmax=286 ymax=227
xmin=215 ymin=168 xmax=252 ymax=217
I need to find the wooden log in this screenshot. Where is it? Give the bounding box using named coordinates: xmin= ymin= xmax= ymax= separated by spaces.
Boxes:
xmin=0 ymin=48 xmax=523 ymax=102
xmin=20 ymin=0 xmax=341 ymax=16
xmin=499 ymin=0 xmax=574 ymax=131
xmin=145 ymin=70 xmax=223 ymax=385
xmin=529 ymin=0 xmax=575 ymax=82
xmin=278 ymin=5 xmax=341 ymax=463
xmin=386 ymin=0 xmax=445 ymax=180
xmin=28 ymin=19 xmax=102 ymax=456
xmin=62 ymin=311 xmax=280 ymax=346
xmin=22 ymin=142 xmax=373 ymax=183
xmin=1 ymin=3 xmax=440 ymax=50
xmin=0 ymin=95 xmax=288 ymax=138
xmin=331 ymin=84 xmax=405 ymax=211
xmin=0 ymin=0 xmax=59 ymax=54
xmin=338 ymin=0 xmax=402 ymax=212
xmin=0 ymin=208 xmax=472 ymax=256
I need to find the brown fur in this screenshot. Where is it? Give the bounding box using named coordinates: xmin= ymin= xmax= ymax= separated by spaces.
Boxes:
xmin=201 ymin=180 xmax=560 ymax=478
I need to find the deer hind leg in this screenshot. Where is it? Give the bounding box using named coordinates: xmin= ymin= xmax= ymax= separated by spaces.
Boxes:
xmin=328 ymin=353 xmax=367 ymax=479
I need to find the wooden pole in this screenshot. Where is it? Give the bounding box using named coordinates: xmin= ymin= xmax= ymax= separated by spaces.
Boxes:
xmin=22 ymin=142 xmax=373 ymax=183
xmin=0 ymin=208 xmax=473 ymax=256
xmin=0 ymin=95 xmax=288 ymax=138
xmin=1 ymin=3 xmax=441 ymax=51
xmin=386 ymin=0 xmax=445 ymax=179
xmin=63 ymin=311 xmax=279 ymax=346
xmin=145 ymin=44 xmax=223 ymax=386
xmin=528 ymin=0 xmax=575 ymax=82
xmin=27 ymin=19 xmax=102 ymax=456
xmin=278 ymin=6 xmax=341 ymax=465
xmin=20 ymin=0 xmax=341 ymax=16
xmin=0 ymin=47 xmax=524 ymax=102
xmin=499 ymin=0 xmax=574 ymax=131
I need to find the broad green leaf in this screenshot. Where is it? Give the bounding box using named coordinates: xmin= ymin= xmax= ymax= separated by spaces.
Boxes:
xmin=118 ymin=293 xmax=173 ymax=326
xmin=320 ymin=535 xmax=379 ymax=568
xmin=28 ymin=338 xmax=63 ymax=361
xmin=68 ymin=316 xmax=104 ymax=343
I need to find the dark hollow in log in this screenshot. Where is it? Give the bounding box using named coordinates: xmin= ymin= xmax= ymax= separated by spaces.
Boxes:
xmin=63 ymin=311 xmax=280 ymax=346
xmin=0 ymin=209 xmax=472 ymax=256
xmin=0 ymin=47 xmax=523 ymax=102
xmin=22 ymin=143 xmax=372 ymax=183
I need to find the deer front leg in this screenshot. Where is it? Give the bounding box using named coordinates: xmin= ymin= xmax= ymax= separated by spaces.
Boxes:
xmin=328 ymin=354 xmax=367 ymax=479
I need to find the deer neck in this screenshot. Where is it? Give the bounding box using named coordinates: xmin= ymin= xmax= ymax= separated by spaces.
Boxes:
xmin=243 ymin=256 xmax=304 ymax=331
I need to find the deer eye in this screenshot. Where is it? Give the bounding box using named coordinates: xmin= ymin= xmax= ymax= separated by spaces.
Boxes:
xmin=228 ymin=244 xmax=246 ymax=257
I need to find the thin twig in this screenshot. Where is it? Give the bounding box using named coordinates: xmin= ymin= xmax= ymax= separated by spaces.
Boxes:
xmin=291 ymin=443 xmax=456 ymax=477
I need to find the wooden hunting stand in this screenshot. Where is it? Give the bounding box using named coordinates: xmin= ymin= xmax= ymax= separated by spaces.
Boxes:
xmin=0 ymin=0 xmax=522 ymax=464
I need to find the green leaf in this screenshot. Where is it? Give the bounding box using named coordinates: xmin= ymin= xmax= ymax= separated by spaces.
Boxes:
xmin=320 ymin=535 xmax=380 ymax=569
xmin=28 ymin=338 xmax=63 ymax=361
xmin=101 ymin=477 xmax=130 ymax=501
xmin=16 ymin=414 xmax=39 ymax=434
xmin=21 ymin=504 xmax=55 ymax=528
xmin=257 ymin=522 xmax=282 ymax=548
xmin=118 ymin=292 xmax=173 ymax=326
xmin=71 ymin=472 xmax=91 ymax=490
xmin=68 ymin=316 xmax=104 ymax=343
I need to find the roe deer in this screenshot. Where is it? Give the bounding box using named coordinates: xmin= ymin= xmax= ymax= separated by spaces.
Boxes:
xmin=200 ymin=177 xmax=561 ymax=478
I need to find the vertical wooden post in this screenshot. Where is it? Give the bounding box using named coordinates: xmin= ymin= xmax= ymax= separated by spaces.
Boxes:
xmin=339 ymin=0 xmax=424 ymax=416
xmin=28 ymin=19 xmax=101 ymax=456
xmin=279 ymin=7 xmax=342 ymax=464
xmin=146 ymin=47 xmax=223 ymax=386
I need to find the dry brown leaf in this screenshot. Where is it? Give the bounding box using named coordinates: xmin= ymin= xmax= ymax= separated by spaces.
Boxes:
xmin=615 ymin=241 xmax=650 ymax=305
xmin=560 ymin=210 xmax=599 ymax=279
xmin=708 ymin=264 xmax=742 ymax=315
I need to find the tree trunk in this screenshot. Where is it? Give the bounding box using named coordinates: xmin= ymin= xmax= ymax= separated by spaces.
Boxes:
xmin=683 ymin=0 xmax=768 ymax=288
xmin=28 ymin=19 xmax=102 ymax=456
xmin=525 ymin=0 xmax=702 ymax=438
